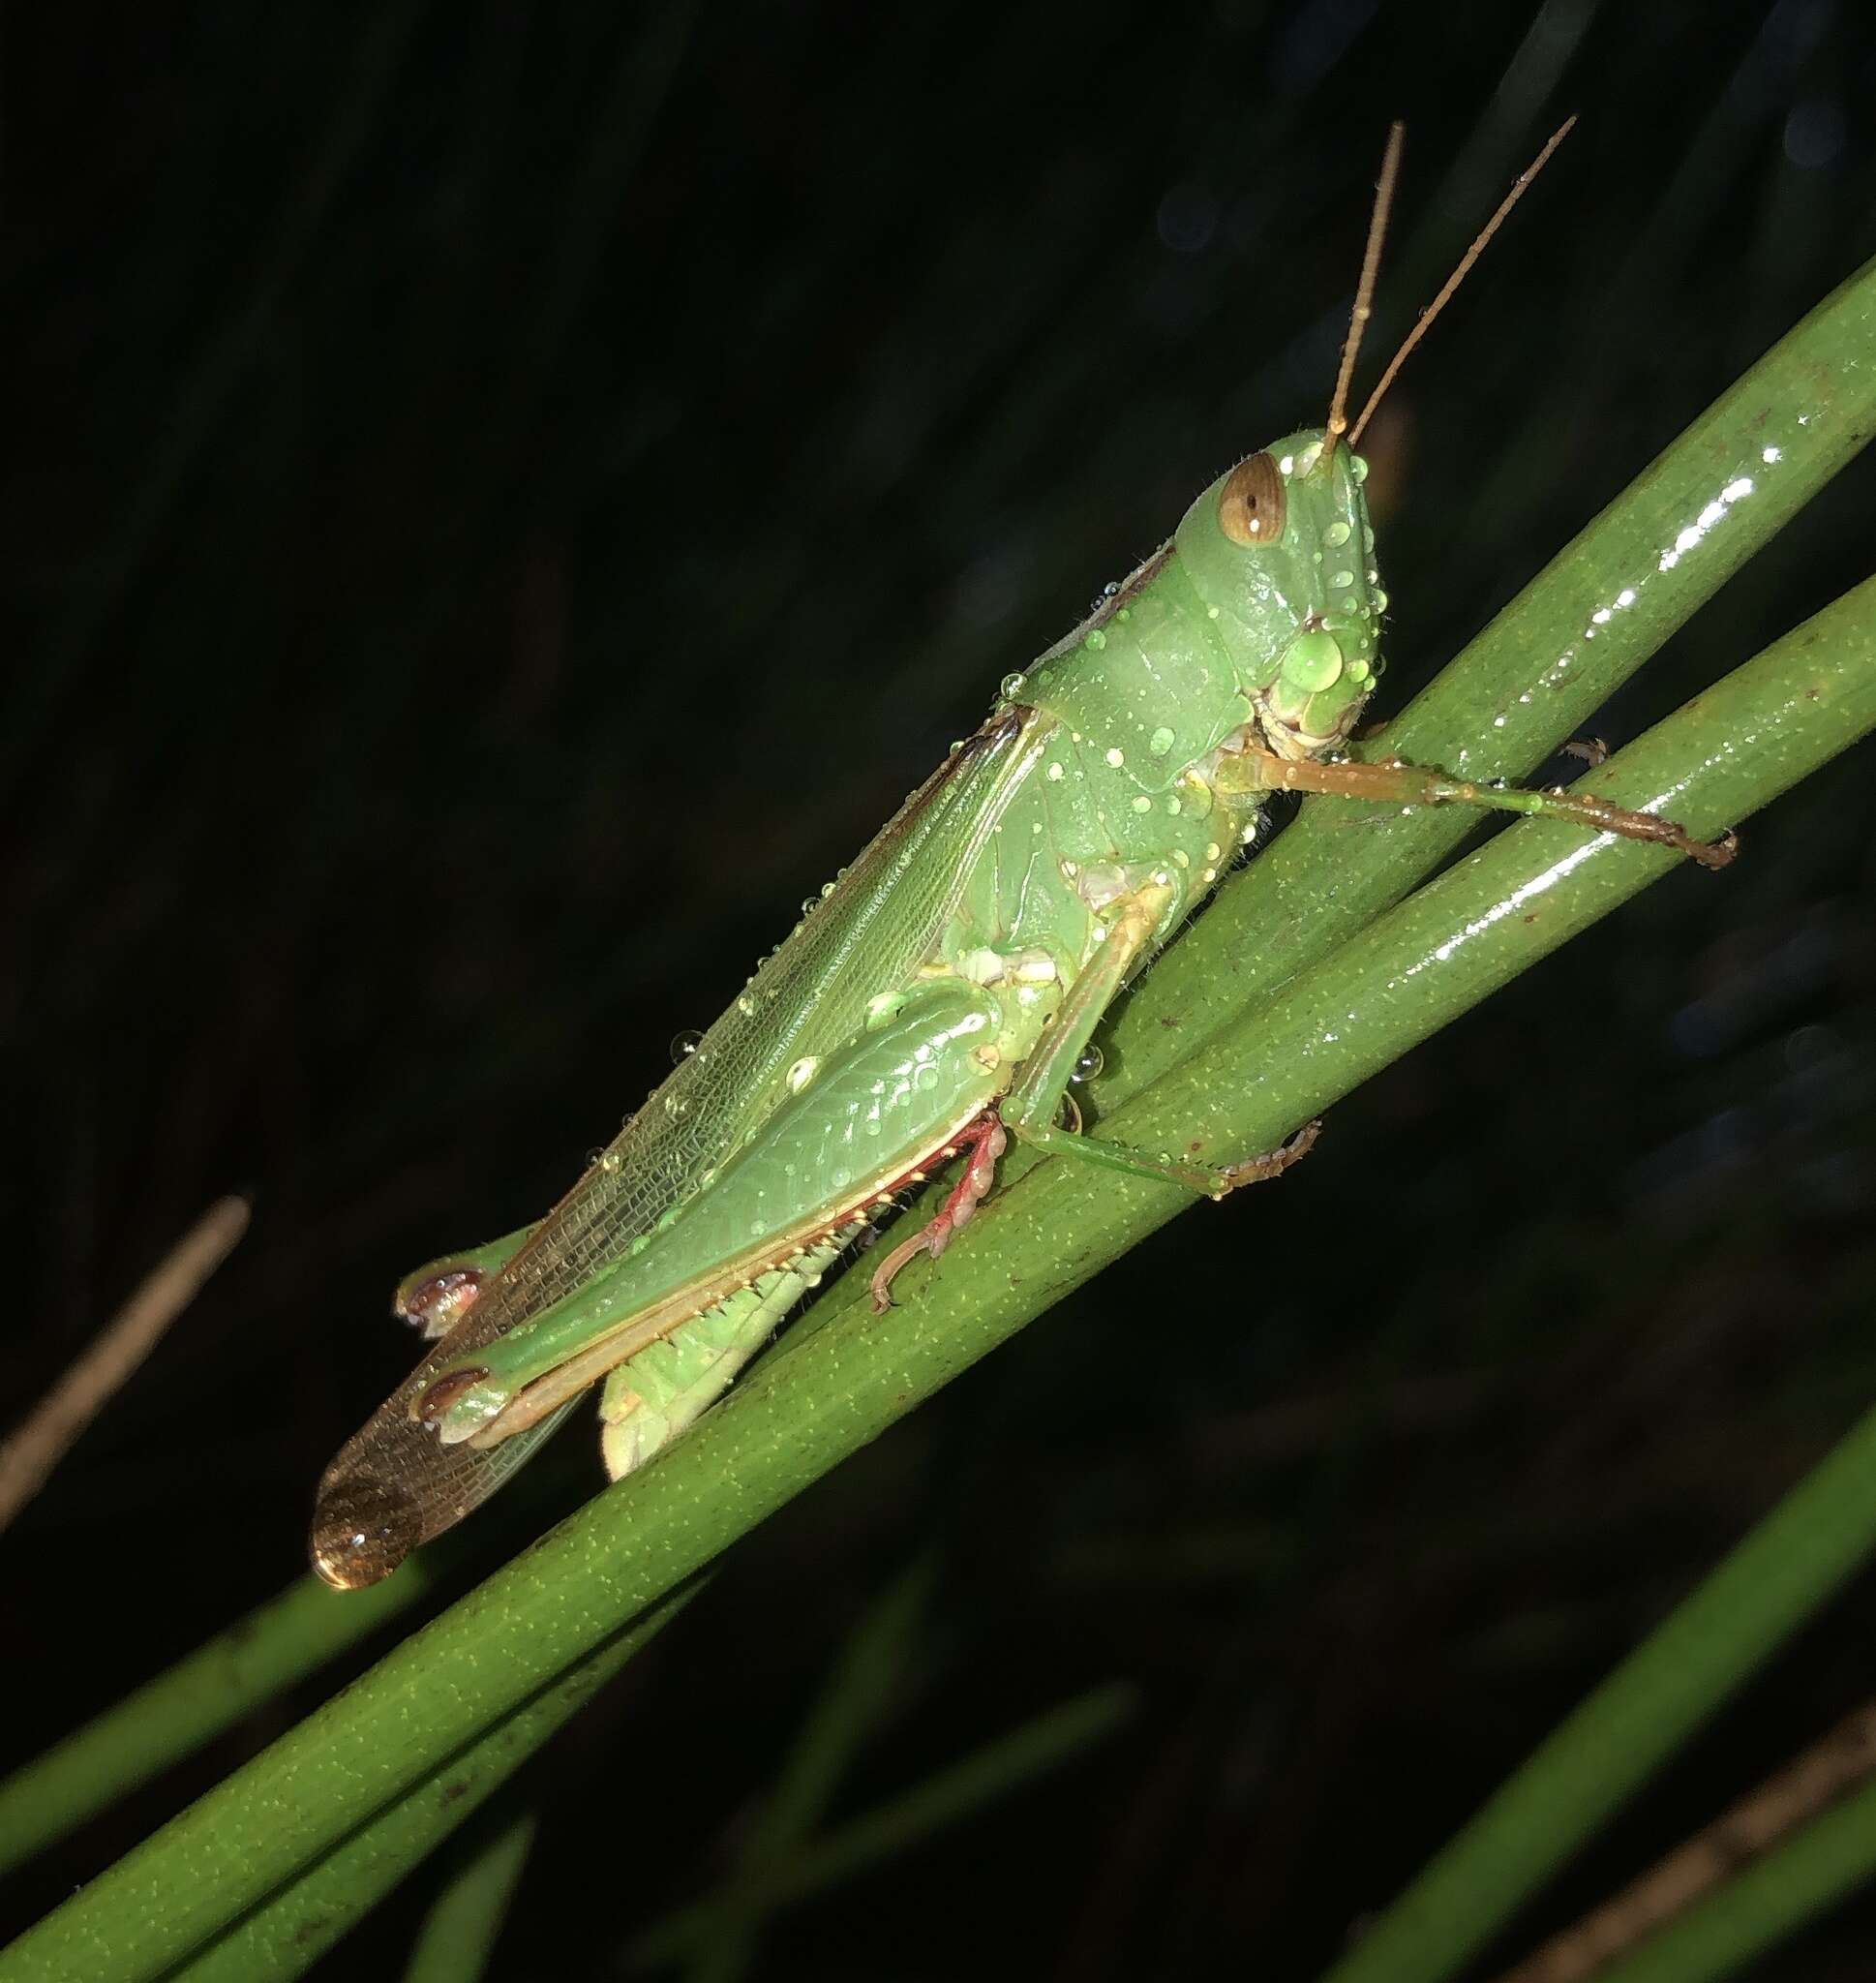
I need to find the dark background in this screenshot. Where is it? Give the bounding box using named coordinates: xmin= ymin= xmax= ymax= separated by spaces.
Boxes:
xmin=6 ymin=3 xmax=1876 ymax=1977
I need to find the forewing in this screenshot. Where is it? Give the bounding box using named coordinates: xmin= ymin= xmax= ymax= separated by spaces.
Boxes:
xmin=311 ymin=706 xmax=1044 ymax=1582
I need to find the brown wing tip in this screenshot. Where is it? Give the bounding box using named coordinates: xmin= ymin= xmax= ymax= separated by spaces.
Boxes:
xmin=310 ymin=1473 xmax=423 ymax=1589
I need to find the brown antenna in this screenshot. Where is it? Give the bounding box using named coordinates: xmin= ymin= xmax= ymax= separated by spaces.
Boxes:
xmin=1326 ymin=122 xmax=1405 ymax=443
xmin=1348 ymin=115 xmax=1577 ymax=446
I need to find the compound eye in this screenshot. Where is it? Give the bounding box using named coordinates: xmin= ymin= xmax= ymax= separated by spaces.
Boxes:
xmin=1218 ymin=452 xmax=1287 ymax=547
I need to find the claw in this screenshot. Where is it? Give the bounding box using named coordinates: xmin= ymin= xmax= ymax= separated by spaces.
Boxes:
xmin=869 ymin=1116 xmax=1007 ymax=1312
xmin=1215 ymin=1118 xmax=1322 ymax=1196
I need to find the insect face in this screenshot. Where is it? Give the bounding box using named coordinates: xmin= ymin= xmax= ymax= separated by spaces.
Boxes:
xmin=1174 ymin=426 xmax=1385 ymax=758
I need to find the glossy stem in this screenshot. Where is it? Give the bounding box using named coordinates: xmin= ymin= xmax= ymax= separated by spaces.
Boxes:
xmin=6 ymin=565 xmax=1869 ymax=1983
xmin=1 ymin=242 xmax=1867 ymax=1921
xmin=159 ymin=1590 xmax=692 ymax=1983
xmin=1316 ymin=1396 xmax=1876 ymax=1983
xmin=0 ymin=1429 xmax=579 ymax=1873
xmin=1085 ymin=244 xmax=1876 ymax=1128
xmin=0 ymin=1557 xmax=442 ymax=1877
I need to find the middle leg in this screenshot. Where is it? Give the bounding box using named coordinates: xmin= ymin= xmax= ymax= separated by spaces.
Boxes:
xmin=1002 ymin=880 xmax=1320 ymax=1197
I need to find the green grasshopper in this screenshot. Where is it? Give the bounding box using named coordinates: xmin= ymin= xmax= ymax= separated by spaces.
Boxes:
xmin=310 ymin=126 xmax=1731 ymax=1590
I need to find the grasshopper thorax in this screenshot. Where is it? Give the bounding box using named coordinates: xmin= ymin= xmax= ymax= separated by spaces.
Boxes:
xmin=1173 ymin=427 xmax=1383 ymax=759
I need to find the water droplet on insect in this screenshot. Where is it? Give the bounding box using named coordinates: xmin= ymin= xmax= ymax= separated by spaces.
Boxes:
xmin=786 ymin=1055 xmax=820 ymax=1094
xmin=1132 ymin=795 xmax=1152 ymax=812
xmin=1350 ymin=453 xmax=1369 ymax=483
xmin=1047 ymin=762 xmax=1065 ymax=781
xmin=1324 ymin=520 xmax=1351 ymax=546
xmin=1104 ymin=580 xmax=1120 ymax=596
xmin=1148 ymin=725 xmax=1175 ymax=756
xmin=1330 ymin=569 xmax=1353 ymax=589
xmin=737 ymin=994 xmax=759 ymax=1018
xmin=599 ymin=1150 xmax=622 ymax=1174
xmin=1000 ymin=672 xmax=1026 ymax=700
xmin=1105 ymin=747 xmax=1125 ymax=767
xmin=1085 ymin=630 xmax=1106 ymax=651
xmin=671 ymin=1028 xmax=704 ymax=1063
xmin=1073 ymin=1044 xmax=1104 ymax=1083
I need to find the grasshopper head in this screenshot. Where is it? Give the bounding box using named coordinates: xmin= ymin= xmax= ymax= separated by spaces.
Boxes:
xmin=1173 ymin=427 xmax=1384 ymax=759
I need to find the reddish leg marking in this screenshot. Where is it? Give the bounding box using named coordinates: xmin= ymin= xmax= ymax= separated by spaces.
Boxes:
xmin=869 ymin=1114 xmax=1008 ymax=1314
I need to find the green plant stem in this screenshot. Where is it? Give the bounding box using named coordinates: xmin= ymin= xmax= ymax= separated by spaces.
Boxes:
xmin=626 ymin=1681 xmax=1139 ymax=1971
xmin=7 ymin=560 xmax=1870 ymax=1983
xmin=844 ymin=571 xmax=1876 ymax=1326
xmin=162 ymin=1589 xmax=693 ymax=1983
xmin=1586 ymin=1774 xmax=1876 ymax=1983
xmin=0 ymin=1561 xmax=440 ymax=1876
xmin=1086 ymin=247 xmax=1876 ymax=1120
xmin=684 ymin=1558 xmax=933 ymax=1983
xmin=1316 ymin=1388 xmax=1876 ymax=1983
xmin=0 ymin=1452 xmax=578 ymax=1874
xmin=401 ymin=1805 xmax=538 ymax=1983
xmin=1 ymin=247 xmax=1867 ymax=1913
